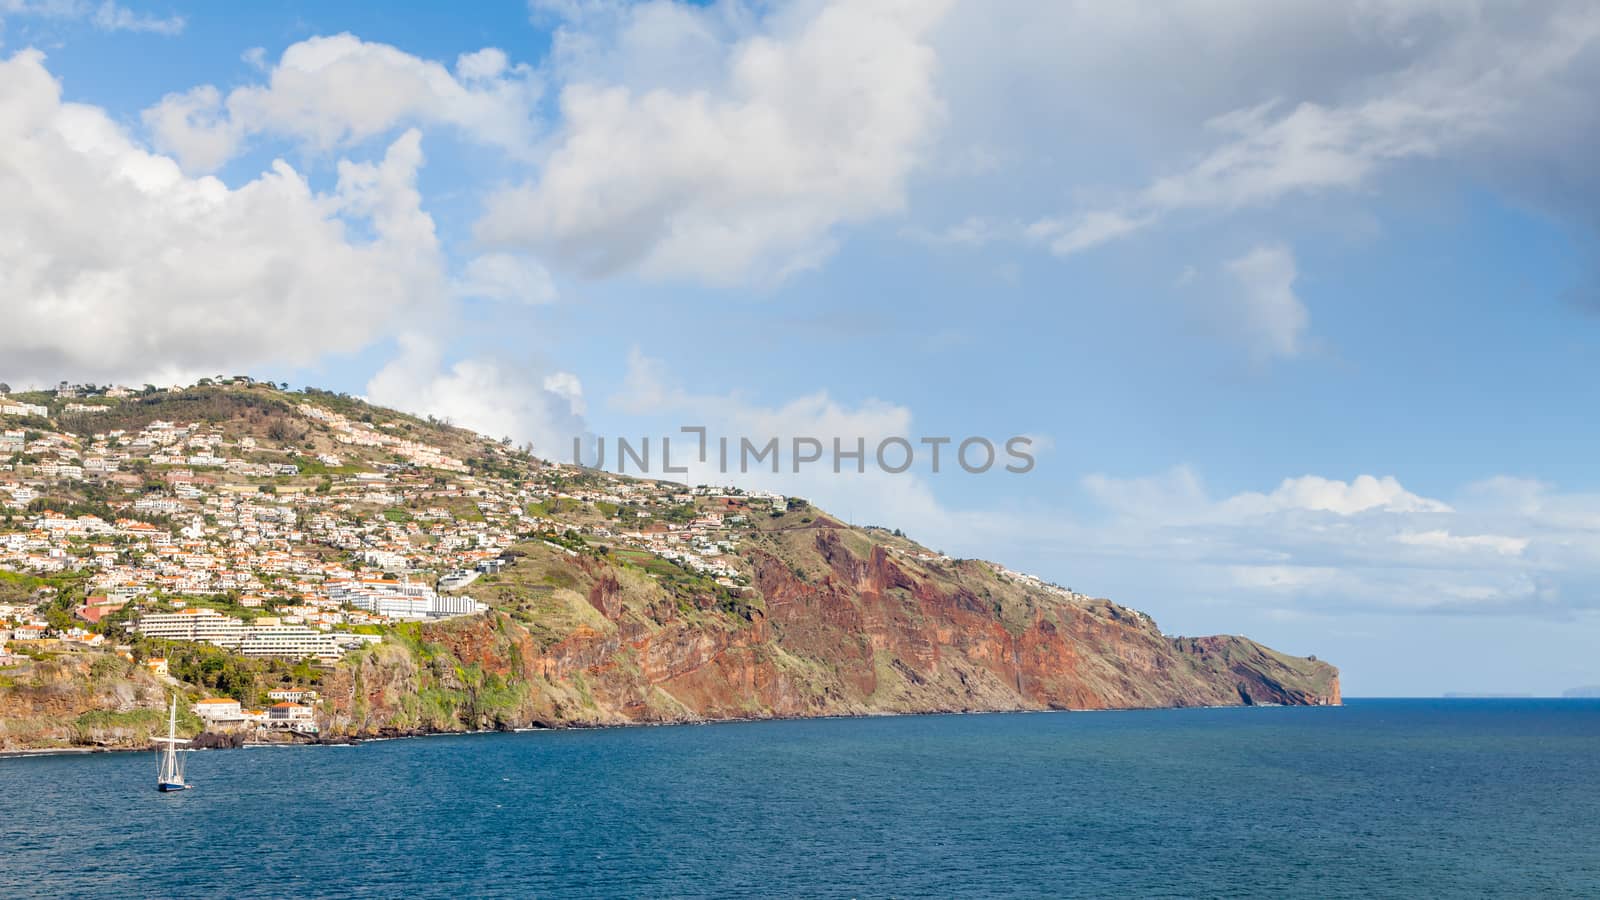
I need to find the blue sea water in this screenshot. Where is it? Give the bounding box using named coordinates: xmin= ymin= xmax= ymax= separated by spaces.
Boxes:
xmin=2 ymin=699 xmax=1598 ymax=898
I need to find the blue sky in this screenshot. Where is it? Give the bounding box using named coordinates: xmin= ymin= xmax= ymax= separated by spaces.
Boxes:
xmin=6 ymin=0 xmax=1600 ymax=695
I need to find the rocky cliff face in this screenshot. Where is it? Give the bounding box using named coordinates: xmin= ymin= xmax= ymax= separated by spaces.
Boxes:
xmin=1 ymin=385 xmax=1339 ymax=752
xmin=0 ymin=521 xmax=1338 ymax=751
xmin=0 ymin=653 xmax=185 ymax=749
xmin=319 ymin=524 xmax=1339 ymax=736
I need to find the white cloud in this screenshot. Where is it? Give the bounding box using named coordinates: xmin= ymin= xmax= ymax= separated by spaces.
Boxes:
xmin=1084 ymin=469 xmax=1449 ymax=522
xmin=90 ymin=1 xmax=181 ymax=34
xmin=541 ymin=371 xmax=586 ymax=416
xmin=143 ymin=33 xmax=541 ymax=172
xmin=455 ymin=253 xmax=557 ymax=305
xmin=607 ymin=349 xmax=961 ymax=532
xmin=477 ymin=0 xmax=952 ymax=283
xmin=365 ymin=335 xmax=588 ymax=458
xmin=1221 ymin=243 xmax=1308 ymax=361
xmin=1395 ymin=530 xmax=1529 ymax=557
xmin=613 ymin=348 xmax=914 ymax=445
xmin=1067 ymin=465 xmax=1600 ymax=617
xmin=901 ymin=215 xmax=1010 ymax=247
xmin=1024 ymin=5 xmax=1600 ymax=254
xmin=1227 ymin=564 xmax=1340 ymax=593
xmin=1224 ymin=474 xmax=1453 ymax=517
xmin=0 ymin=0 xmax=183 ymax=35
xmin=1082 ymin=465 xmax=1211 ymax=521
xmin=0 ymin=50 xmax=445 ymax=386
xmin=1028 ymin=210 xmax=1147 ymax=257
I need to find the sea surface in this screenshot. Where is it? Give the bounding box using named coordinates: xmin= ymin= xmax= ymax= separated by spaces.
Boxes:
xmin=3 ymin=699 xmax=1598 ymax=898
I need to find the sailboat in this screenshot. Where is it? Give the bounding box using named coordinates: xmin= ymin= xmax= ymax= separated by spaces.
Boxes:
xmin=153 ymin=695 xmax=190 ymax=792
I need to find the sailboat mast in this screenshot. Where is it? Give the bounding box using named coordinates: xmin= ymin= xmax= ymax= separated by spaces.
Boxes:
xmin=156 ymin=693 xmax=189 ymax=790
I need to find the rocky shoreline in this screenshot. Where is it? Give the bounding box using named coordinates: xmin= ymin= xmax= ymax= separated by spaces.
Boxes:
xmin=2 ymin=699 xmax=1344 ymax=757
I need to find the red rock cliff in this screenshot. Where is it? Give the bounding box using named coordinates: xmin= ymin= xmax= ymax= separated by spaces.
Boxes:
xmin=323 ymin=525 xmax=1339 ymax=735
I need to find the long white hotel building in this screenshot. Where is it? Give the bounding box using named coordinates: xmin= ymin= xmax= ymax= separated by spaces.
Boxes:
xmin=135 ymin=608 xmax=346 ymax=660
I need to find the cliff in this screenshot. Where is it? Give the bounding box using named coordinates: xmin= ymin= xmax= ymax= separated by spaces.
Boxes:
xmin=0 ymin=652 xmax=201 ymax=749
xmin=319 ymin=522 xmax=1339 ymax=736
xmin=0 ymin=383 xmax=1339 ymax=752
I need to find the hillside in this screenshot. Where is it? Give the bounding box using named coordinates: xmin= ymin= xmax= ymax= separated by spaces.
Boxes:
xmin=0 ymin=381 xmax=1338 ymax=751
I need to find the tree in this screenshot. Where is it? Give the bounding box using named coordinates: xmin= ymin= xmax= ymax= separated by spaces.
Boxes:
xmin=0 ymin=382 xmax=9 ymax=394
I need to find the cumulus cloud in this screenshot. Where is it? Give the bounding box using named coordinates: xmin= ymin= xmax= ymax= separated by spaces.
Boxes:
xmin=477 ymin=0 xmax=952 ymax=283
xmin=1084 ymin=469 xmax=1451 ymax=523
xmin=1224 ymin=474 xmax=1452 ymax=517
xmin=0 ymin=50 xmax=445 ymax=386
xmin=365 ymin=335 xmax=588 ymax=458
xmin=142 ymin=33 xmax=541 ymax=172
xmin=1071 ymin=465 xmax=1600 ymax=617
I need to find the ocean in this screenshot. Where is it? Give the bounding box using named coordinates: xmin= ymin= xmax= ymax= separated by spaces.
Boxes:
xmin=2 ymin=699 xmax=1597 ymax=898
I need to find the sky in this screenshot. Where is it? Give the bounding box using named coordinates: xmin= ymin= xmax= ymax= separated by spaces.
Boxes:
xmin=4 ymin=1 xmax=1600 ymax=696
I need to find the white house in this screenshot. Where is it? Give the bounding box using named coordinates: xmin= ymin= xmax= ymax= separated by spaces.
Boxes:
xmin=193 ymin=697 xmax=244 ymax=722
xmin=265 ymin=702 xmax=318 ymax=733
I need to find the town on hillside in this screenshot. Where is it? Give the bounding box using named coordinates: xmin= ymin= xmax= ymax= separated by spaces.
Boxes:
xmin=0 ymin=378 xmax=809 ymax=731
xmin=1 ymin=378 xmax=1107 ymax=746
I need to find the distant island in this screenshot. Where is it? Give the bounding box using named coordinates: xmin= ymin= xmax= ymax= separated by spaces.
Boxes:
xmin=1562 ymin=686 xmax=1600 ymax=698
xmin=0 ymin=379 xmax=1339 ymax=752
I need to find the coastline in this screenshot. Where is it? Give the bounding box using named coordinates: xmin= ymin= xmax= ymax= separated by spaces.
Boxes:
xmin=0 ymin=700 xmax=1345 ymax=759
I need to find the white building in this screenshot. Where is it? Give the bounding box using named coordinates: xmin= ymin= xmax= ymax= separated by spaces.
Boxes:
xmin=136 ymin=608 xmax=249 ymax=645
xmin=265 ymin=702 xmax=318 ymax=733
xmin=235 ymin=626 xmax=343 ymax=661
xmin=193 ymin=697 xmax=244 ymax=722
xmin=267 ymin=688 xmax=318 ymax=703
xmin=437 ymin=569 xmax=480 ymax=591
xmin=328 ymin=579 xmax=485 ymax=621
xmin=0 ymin=400 xmax=49 ymax=418
xmin=138 ymin=608 xmax=348 ymax=660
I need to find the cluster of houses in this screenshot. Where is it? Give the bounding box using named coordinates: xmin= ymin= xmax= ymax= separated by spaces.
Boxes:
xmin=0 ymin=399 xmax=48 ymax=419
xmin=193 ymin=690 xmax=320 ymax=734
xmin=988 ymin=563 xmax=1096 ymax=606
xmin=1 ymin=381 xmax=791 ymax=673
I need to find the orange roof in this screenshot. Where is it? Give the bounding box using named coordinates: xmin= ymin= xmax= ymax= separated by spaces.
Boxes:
xmin=195 ymin=698 xmax=238 ymax=705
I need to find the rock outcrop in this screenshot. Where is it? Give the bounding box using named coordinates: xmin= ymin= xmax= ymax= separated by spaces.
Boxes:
xmin=0 ymin=653 xmax=184 ymax=749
